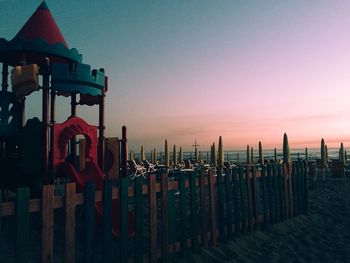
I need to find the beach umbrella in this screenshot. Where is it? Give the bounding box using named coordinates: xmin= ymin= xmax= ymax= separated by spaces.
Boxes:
xmin=173 ymin=144 xmax=177 ymax=166
xmin=152 ymin=148 xmax=157 ymax=163
xmin=141 ymin=145 xmax=145 ymax=161
xmin=283 ymin=133 xmax=291 ymax=164
xmin=325 ymin=145 xmax=329 ymax=164
xmin=212 ymin=142 xmax=217 ymax=167
xmin=129 ymin=149 xmax=134 ymax=161
xmin=179 ymin=146 xmax=183 ymax=163
xmin=345 ymin=150 xmax=348 ymax=163
xmin=165 ymin=140 xmax=169 ymax=167
xmin=199 ymin=151 xmax=203 ymax=163
xmin=305 ymin=147 xmax=308 ymax=161
xmin=218 ymin=136 xmax=224 ymax=167
xmin=320 ymin=138 xmax=327 ymax=168
xmin=246 ymin=145 xmax=250 ymax=164
xmin=251 ymin=147 xmax=254 ymax=163
xmin=274 ymin=148 xmax=277 ymax=162
xmin=339 ymin=142 xmax=345 ymax=164
xmin=259 ymin=141 xmax=264 ymax=165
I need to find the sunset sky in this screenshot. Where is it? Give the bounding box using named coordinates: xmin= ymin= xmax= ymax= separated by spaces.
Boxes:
xmin=1 ymin=1 xmax=350 ymax=151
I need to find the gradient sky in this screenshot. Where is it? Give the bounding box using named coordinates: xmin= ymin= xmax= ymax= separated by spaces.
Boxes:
xmin=1 ymin=0 xmax=350 ymax=151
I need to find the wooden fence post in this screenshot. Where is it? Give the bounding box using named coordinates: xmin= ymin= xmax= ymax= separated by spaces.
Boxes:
xmin=232 ymin=166 xmax=240 ymax=235
xmin=103 ymin=180 xmax=112 ymax=263
xmin=246 ymin=165 xmax=253 ymax=232
xmin=261 ymin=165 xmax=268 ymax=228
xmin=199 ymin=169 xmax=208 ymax=248
xmin=149 ymin=174 xmax=157 ymax=262
xmin=224 ymin=167 xmax=233 ymax=238
xmin=16 ymin=187 xmax=30 ymax=263
xmin=238 ymin=166 xmax=246 ymax=233
xmin=190 ymin=171 xmax=199 ymax=252
xmin=135 ymin=176 xmax=143 ymax=263
xmin=120 ymin=176 xmax=129 ymax=263
xmin=65 ymin=183 xmax=76 ymax=263
xmin=208 ymin=169 xmax=217 ymax=247
xmin=41 ymin=184 xmax=54 ymax=263
xmin=161 ymin=173 xmax=169 ymax=262
xmin=216 ymin=167 xmax=225 ymax=241
xmin=85 ymin=182 xmax=96 ymax=263
xmin=179 ymin=172 xmax=188 ymax=255
xmin=251 ymin=166 xmax=258 ymax=230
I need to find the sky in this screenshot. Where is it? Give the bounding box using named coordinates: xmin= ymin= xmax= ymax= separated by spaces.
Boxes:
xmin=1 ymin=0 xmax=350 ymax=151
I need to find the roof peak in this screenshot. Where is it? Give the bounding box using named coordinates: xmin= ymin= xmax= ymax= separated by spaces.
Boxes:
xmin=38 ymin=1 xmax=49 ymax=10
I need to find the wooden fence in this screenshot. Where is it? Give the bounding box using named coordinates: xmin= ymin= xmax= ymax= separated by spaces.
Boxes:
xmin=0 ymin=162 xmax=308 ymax=262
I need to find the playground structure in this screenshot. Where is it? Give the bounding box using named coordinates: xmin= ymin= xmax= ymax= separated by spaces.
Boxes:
xmin=0 ymin=1 xmax=133 ymax=237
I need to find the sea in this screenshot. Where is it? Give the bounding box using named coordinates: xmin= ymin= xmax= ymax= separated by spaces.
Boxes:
xmin=135 ymin=148 xmax=341 ymax=163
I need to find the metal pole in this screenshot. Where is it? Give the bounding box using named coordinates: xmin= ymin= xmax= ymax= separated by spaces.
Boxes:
xmin=1 ymin=63 xmax=8 ymax=91
xmin=70 ymin=93 xmax=77 ymax=166
xmin=42 ymin=57 xmax=50 ymax=184
xmin=121 ymin=126 xmax=127 ymax=178
xmin=98 ymin=70 xmax=106 ymax=174
xmin=49 ymin=88 xmax=56 ymax=182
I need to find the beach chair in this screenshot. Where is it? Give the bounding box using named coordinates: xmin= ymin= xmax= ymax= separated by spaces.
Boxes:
xmin=127 ymin=160 xmax=147 ymax=179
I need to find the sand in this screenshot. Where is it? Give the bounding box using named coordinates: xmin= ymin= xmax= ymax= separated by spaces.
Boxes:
xmin=180 ymin=178 xmax=350 ymax=263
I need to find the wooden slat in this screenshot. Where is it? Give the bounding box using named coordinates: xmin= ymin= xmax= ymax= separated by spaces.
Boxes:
xmin=208 ymin=169 xmax=217 ymax=247
xmin=103 ymin=180 xmax=112 ymax=263
xmin=161 ymin=173 xmax=169 ymax=262
xmin=65 ymin=183 xmax=76 ymax=263
xmin=273 ymin=164 xmax=280 ymax=222
xmin=246 ymin=166 xmax=253 ymax=232
xmin=267 ymin=164 xmax=274 ymax=224
xmin=232 ymin=167 xmax=240 ymax=235
xmin=199 ymin=169 xmax=208 ymax=248
xmin=120 ymin=177 xmax=129 ymax=263
xmin=41 ymin=184 xmax=54 ymax=263
xmin=16 ymin=187 xmax=30 ymax=263
xmin=85 ymin=182 xmax=95 ymax=263
xmin=278 ymin=165 xmax=285 ymax=221
xmin=149 ymin=175 xmax=157 ymax=262
xmin=238 ymin=166 xmax=246 ymax=233
xmin=168 ymin=189 xmax=176 ymax=254
xmin=283 ymin=164 xmax=289 ymax=219
xmin=251 ymin=166 xmax=258 ymax=231
xmin=179 ymin=172 xmax=188 ymax=255
xmin=190 ymin=171 xmax=199 ymax=252
xmin=135 ymin=176 xmax=143 ymax=263
xmin=216 ymin=167 xmax=225 ymax=241
xmin=261 ymin=165 xmax=268 ymax=228
xmin=304 ymin=161 xmax=309 ymax=214
xmin=224 ymin=168 xmax=233 ymax=239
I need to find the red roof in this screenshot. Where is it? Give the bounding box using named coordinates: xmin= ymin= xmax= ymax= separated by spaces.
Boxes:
xmin=14 ymin=1 xmax=68 ymax=48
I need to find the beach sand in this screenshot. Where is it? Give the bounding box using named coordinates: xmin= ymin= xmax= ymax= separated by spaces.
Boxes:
xmin=179 ymin=178 xmax=350 ymax=263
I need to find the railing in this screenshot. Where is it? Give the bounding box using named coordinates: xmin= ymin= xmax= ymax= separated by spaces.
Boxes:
xmin=0 ymin=162 xmax=308 ymax=262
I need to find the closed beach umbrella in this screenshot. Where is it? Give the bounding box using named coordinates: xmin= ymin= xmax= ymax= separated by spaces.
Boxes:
xmin=173 ymin=144 xmax=177 ymax=166
xmin=212 ymin=142 xmax=217 ymax=167
xmin=251 ymin=147 xmax=254 ymax=163
xmin=165 ymin=140 xmax=169 ymax=167
xmin=259 ymin=141 xmax=264 ymax=165
xmin=246 ymin=145 xmax=250 ymax=164
xmin=305 ymin=147 xmax=308 ymax=161
xmin=179 ymin=146 xmax=183 ymax=163
xmin=321 ymin=138 xmax=327 ymax=168
xmin=274 ymin=148 xmax=277 ymax=162
xmin=283 ymin=133 xmax=291 ymax=164
xmin=141 ymin=145 xmax=145 ymax=161
xmin=339 ymin=142 xmax=345 ymax=164
xmin=218 ymin=136 xmax=224 ymax=167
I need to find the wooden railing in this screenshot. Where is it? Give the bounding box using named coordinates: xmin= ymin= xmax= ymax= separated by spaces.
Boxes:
xmin=0 ymin=162 xmax=308 ymax=262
